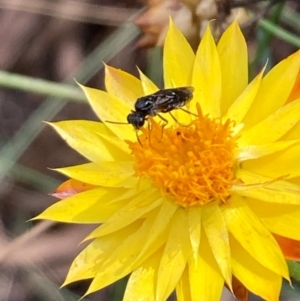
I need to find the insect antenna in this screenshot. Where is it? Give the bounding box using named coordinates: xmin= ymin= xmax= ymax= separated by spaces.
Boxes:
xmin=135 ymin=130 xmax=143 ymax=146
xmin=105 ymin=120 xmax=129 ymax=125
xmin=134 ymin=120 xmax=151 ymax=147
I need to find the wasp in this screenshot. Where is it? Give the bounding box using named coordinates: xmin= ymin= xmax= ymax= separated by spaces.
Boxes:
xmin=126 ymin=86 xmax=194 ymax=129
xmin=106 ymin=86 xmax=195 ymax=143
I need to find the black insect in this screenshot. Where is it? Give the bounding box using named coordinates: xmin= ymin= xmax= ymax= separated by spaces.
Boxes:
xmin=106 ymin=86 xmax=195 ymax=143
xmin=127 ymin=86 xmax=194 ymax=128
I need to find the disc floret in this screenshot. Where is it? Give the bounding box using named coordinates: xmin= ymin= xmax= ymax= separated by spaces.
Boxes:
xmin=128 ymin=105 xmax=237 ymax=207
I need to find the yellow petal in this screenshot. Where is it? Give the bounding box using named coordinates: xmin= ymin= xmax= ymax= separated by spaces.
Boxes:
xmin=231 ymin=234 xmax=282 ymax=301
xmin=163 ymin=19 xmax=195 ymax=88
xmin=156 ymin=209 xmax=190 ymax=301
xmin=225 ymin=67 xmax=264 ymax=124
xmin=266 ymin=212 xmax=300 ymax=241
xmin=187 ymin=207 xmax=201 ymax=262
xmin=235 ymin=140 xmax=299 ymax=161
xmin=222 ymin=195 xmax=288 ymax=279
xmin=246 ymin=198 xmax=300 ymax=241
xmin=123 ymin=249 xmax=162 ymax=301
xmin=202 ymin=204 xmax=231 ymax=287
xmin=84 ymin=219 xmax=148 ymax=295
xmin=292 ymin=176 xmax=300 ymax=186
xmin=217 ymin=20 xmax=248 ymax=114
xmin=48 ymin=120 xmax=129 ymax=162
xmin=287 ymin=70 xmax=300 ymax=103
xmin=176 ymin=266 xmax=191 ymax=301
xmin=104 ymin=64 xmax=143 ymax=105
xmin=239 ymin=98 xmax=300 ymax=145
xmin=243 ymin=143 xmax=300 ymax=178
xmin=85 ymin=210 xmax=168 ymax=296
xmin=192 ymin=24 xmax=221 ymax=118
xmin=282 ymin=118 xmax=300 ymax=140
xmin=132 ymin=209 xmax=175 ymax=269
xmin=243 ymin=50 xmax=300 ymax=128
xmin=90 ymin=210 xmax=167 ymax=272
xmin=85 ymin=190 xmax=161 ymax=240
xmin=64 ymin=241 xmax=99 ymax=283
xmin=79 ymin=84 xmax=135 ymax=140
xmin=55 ymin=161 xmax=134 ymax=187
xmin=188 ymin=229 xmax=224 ymax=301
xmin=34 ymin=187 xmax=128 ymax=223
xmin=64 ymin=222 xmax=141 ymax=285
xmin=137 ymin=200 xmax=178 ymax=262
xmin=235 ymin=169 xmax=300 ymax=205
xmin=138 ymin=68 xmax=159 ymax=95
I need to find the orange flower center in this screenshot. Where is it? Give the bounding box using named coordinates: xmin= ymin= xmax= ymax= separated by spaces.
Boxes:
xmin=128 ymin=105 xmax=237 ymax=207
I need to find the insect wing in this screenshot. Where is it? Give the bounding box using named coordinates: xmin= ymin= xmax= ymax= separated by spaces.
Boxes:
xmin=151 ymin=87 xmax=194 ymax=113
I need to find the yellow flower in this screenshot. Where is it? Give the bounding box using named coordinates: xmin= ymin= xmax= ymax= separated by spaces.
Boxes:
xmin=36 ymin=20 xmax=300 ymax=301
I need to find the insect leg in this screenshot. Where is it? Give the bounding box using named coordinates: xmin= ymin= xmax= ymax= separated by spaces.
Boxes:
xmin=168 ymin=112 xmax=189 ymax=126
xmin=168 ymin=112 xmax=179 ymax=123
xmin=179 ymin=107 xmax=197 ymax=117
xmin=147 ymin=118 xmax=152 ymax=147
xmin=157 ymin=113 xmax=168 ymax=125
xmin=157 ymin=114 xmax=168 ymax=139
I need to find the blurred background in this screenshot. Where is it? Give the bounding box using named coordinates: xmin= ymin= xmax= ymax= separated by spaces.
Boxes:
xmin=0 ymin=0 xmax=300 ymax=300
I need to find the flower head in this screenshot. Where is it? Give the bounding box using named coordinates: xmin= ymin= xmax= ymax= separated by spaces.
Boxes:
xmin=37 ymin=20 xmax=300 ymax=301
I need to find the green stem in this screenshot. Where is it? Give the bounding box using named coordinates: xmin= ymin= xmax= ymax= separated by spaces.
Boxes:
xmin=258 ymin=18 xmax=300 ymax=48
xmin=0 ymin=71 xmax=86 ymax=102
xmin=10 ymin=163 xmax=60 ymax=191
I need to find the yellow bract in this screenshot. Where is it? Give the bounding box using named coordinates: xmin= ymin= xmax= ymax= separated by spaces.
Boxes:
xmin=38 ymin=19 xmax=300 ymax=301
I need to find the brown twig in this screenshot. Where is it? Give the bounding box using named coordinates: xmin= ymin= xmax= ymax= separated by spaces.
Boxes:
xmin=0 ymin=221 xmax=53 ymax=263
